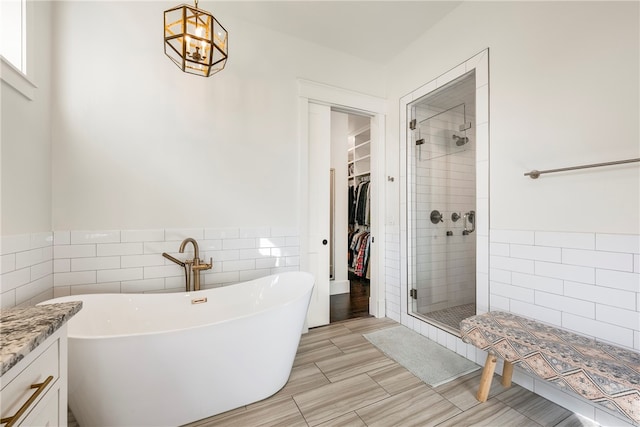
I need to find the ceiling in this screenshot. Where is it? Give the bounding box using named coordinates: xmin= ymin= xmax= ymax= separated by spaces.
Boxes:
xmin=213 ymin=1 xmax=463 ymax=64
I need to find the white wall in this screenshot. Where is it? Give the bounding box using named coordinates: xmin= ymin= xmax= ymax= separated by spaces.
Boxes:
xmin=1 ymin=0 xmax=53 ymax=236
xmin=386 ymin=1 xmax=639 ymax=235
xmin=50 ymin=1 xmax=386 ymax=231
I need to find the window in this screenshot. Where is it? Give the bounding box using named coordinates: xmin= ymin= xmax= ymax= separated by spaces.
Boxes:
xmin=0 ymin=0 xmax=26 ymax=72
xmin=1 ymin=0 xmax=36 ymax=100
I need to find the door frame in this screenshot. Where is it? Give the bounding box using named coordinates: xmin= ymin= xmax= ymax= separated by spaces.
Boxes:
xmin=298 ymin=79 xmax=387 ymax=321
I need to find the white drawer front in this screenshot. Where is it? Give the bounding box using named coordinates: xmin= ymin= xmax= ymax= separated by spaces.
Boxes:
xmin=1 ymin=339 xmax=59 ymax=425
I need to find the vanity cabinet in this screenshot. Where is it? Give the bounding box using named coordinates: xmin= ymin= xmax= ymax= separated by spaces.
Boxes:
xmin=0 ymin=327 xmax=68 ymax=427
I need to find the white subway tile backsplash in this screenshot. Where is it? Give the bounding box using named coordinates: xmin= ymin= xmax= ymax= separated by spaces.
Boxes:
xmin=285 ymin=236 xmax=300 ymax=246
xmin=239 ymin=269 xmax=272 ymax=282
xmin=53 ymin=259 xmax=70 ymax=273
xmin=71 ymin=230 xmax=120 ymax=244
xmin=97 ymin=243 xmax=144 ymax=257
xmin=15 ymin=275 xmax=53 ymax=305
xmin=535 ymin=261 xmax=595 ymax=284
xmin=562 ymin=313 xmax=633 ymax=348
xmin=121 ymin=229 xmax=164 ymax=243
xmin=490 ymin=282 xmax=534 ymax=303
xmin=490 ymin=268 xmax=511 ymax=284
xmin=143 ymin=265 xmax=183 ymax=279
xmin=595 ymin=269 xmax=640 ymax=292
xmin=255 ymin=257 xmax=281 ymax=269
xmin=30 ymin=233 xmax=52 ymax=249
xmin=54 ymin=244 xmax=96 ymax=259
xmin=31 ymin=261 xmax=53 ymax=281
xmin=490 ymin=255 xmax=534 ymax=274
xmin=71 ymin=282 xmax=121 ymax=295
xmin=204 ymin=271 xmax=240 ymax=285
xmin=534 ymin=291 xmax=595 ymax=318
xmin=562 ymin=248 xmax=633 ymax=272
xmin=143 ymin=241 xmax=183 ymax=254
xmin=96 ymin=267 xmax=141 ymax=283
xmin=15 ymin=248 xmax=46 ymax=269
xmin=511 ymin=272 xmax=563 ymax=295
xmin=239 ymin=227 xmax=271 ymax=238
xmin=510 ymin=244 xmax=561 ymax=263
xmin=1 ymin=268 xmax=31 ymax=291
xmin=564 ymin=281 xmax=636 ymax=310
xmin=258 ymin=237 xmax=286 ymax=248
xmin=222 ymin=238 xmax=256 ymax=250
xmin=238 ymin=248 xmax=267 ymax=260
xmin=0 ymin=234 xmax=31 ymax=255
xmin=222 ymin=260 xmax=256 ymax=272
xmin=121 ymin=278 xmax=165 ymax=293
xmin=596 ymin=234 xmax=640 ymax=254
xmin=5 ymin=227 xmax=298 ymax=307
xmin=204 ymin=228 xmax=240 ymax=240
xmin=53 ymin=231 xmax=70 ymax=245
xmin=198 ymin=239 xmax=222 ymax=251
xmin=121 ymin=254 xmax=165 ymax=268
xmin=490 ymin=230 xmax=534 ymax=245
xmin=164 ymin=228 xmax=204 ymax=241
xmin=71 ymin=256 xmax=120 ymax=272
xmin=54 ymin=271 xmax=96 ymax=286
xmin=595 ymin=305 xmax=640 ymax=330
xmin=510 ymin=300 xmax=561 ymax=326
xmin=1 ymin=254 xmax=16 ymax=274
xmin=490 ymin=294 xmax=510 ymax=311
xmin=485 ymin=229 xmax=638 ymax=353
xmin=534 ymin=231 xmax=594 ymax=250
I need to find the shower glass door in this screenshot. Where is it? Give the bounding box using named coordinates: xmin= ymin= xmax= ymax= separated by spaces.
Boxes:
xmin=408 ymin=71 xmax=477 ymax=334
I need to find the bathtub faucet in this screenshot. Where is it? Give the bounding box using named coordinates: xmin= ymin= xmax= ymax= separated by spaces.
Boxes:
xmin=178 ymin=238 xmax=212 ymax=292
xmin=162 ymin=238 xmax=212 ymax=292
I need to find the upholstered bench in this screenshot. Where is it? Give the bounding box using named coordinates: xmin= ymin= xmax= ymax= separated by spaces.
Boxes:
xmin=460 ymin=311 xmax=640 ymax=425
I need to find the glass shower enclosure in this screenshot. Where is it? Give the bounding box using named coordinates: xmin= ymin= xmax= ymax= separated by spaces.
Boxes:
xmin=407 ymin=70 xmax=477 ymax=335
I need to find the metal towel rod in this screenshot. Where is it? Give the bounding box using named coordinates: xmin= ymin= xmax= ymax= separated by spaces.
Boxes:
xmin=525 ymin=158 xmax=640 ymax=179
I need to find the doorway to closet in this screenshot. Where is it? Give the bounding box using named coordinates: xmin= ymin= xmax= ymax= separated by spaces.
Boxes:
xmin=329 ymin=111 xmax=372 ymax=323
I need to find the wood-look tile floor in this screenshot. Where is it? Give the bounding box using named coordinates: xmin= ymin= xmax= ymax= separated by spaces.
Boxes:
xmin=185 ymin=317 xmax=595 ymax=427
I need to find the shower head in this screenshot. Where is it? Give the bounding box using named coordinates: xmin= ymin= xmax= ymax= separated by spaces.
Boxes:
xmin=452 ymin=134 xmax=469 ymax=146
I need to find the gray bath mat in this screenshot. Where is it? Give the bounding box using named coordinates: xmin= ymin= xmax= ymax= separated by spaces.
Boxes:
xmin=364 ymin=325 xmax=479 ymax=387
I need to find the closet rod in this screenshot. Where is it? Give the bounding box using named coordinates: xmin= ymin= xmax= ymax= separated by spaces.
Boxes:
xmin=524 ymin=158 xmax=640 ymax=179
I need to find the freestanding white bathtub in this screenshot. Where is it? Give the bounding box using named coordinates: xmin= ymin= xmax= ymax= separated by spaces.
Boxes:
xmin=41 ymin=271 xmax=314 ymax=427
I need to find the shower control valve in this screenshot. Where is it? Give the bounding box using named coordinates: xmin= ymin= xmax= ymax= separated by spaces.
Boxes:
xmin=430 ymin=210 xmax=444 ymax=224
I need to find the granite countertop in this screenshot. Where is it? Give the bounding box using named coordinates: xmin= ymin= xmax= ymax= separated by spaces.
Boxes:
xmin=0 ymin=302 xmax=82 ymax=376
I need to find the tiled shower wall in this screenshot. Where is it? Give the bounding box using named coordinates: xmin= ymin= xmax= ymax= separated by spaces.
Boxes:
xmin=411 ymin=106 xmax=476 ymax=314
xmin=0 ymin=227 xmax=299 ymax=306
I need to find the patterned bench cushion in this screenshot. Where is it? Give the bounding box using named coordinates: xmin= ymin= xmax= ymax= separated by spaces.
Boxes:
xmin=460 ymin=311 xmax=640 ymax=425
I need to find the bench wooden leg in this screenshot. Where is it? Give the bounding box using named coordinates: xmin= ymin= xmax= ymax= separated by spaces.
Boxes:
xmin=501 ymin=360 xmax=514 ymax=388
xmin=477 ymin=353 xmax=497 ymax=402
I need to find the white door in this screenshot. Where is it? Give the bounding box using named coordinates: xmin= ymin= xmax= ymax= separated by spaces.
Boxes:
xmin=305 ymin=102 xmax=331 ymax=327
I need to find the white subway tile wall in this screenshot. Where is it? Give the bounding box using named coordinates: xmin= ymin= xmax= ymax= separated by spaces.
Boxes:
xmin=47 ymin=227 xmax=300 ymax=297
xmin=0 ymin=232 xmax=54 ymax=308
xmin=490 ymin=230 xmax=640 ymax=351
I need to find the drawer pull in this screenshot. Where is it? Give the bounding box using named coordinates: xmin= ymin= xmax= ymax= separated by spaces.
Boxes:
xmin=1 ymin=375 xmax=54 ymax=427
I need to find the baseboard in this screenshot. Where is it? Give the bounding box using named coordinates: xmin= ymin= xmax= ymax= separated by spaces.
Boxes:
xmin=330 ymin=280 xmax=350 ymax=295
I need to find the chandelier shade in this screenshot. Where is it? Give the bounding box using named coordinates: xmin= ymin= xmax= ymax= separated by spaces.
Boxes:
xmin=164 ymin=2 xmax=228 ymax=77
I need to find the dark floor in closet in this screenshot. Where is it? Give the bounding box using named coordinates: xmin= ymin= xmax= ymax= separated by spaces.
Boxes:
xmin=330 ymin=271 xmax=370 ymax=322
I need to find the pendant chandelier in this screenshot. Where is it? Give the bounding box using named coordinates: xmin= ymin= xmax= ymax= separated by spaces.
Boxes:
xmin=164 ymin=0 xmax=228 ymax=77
